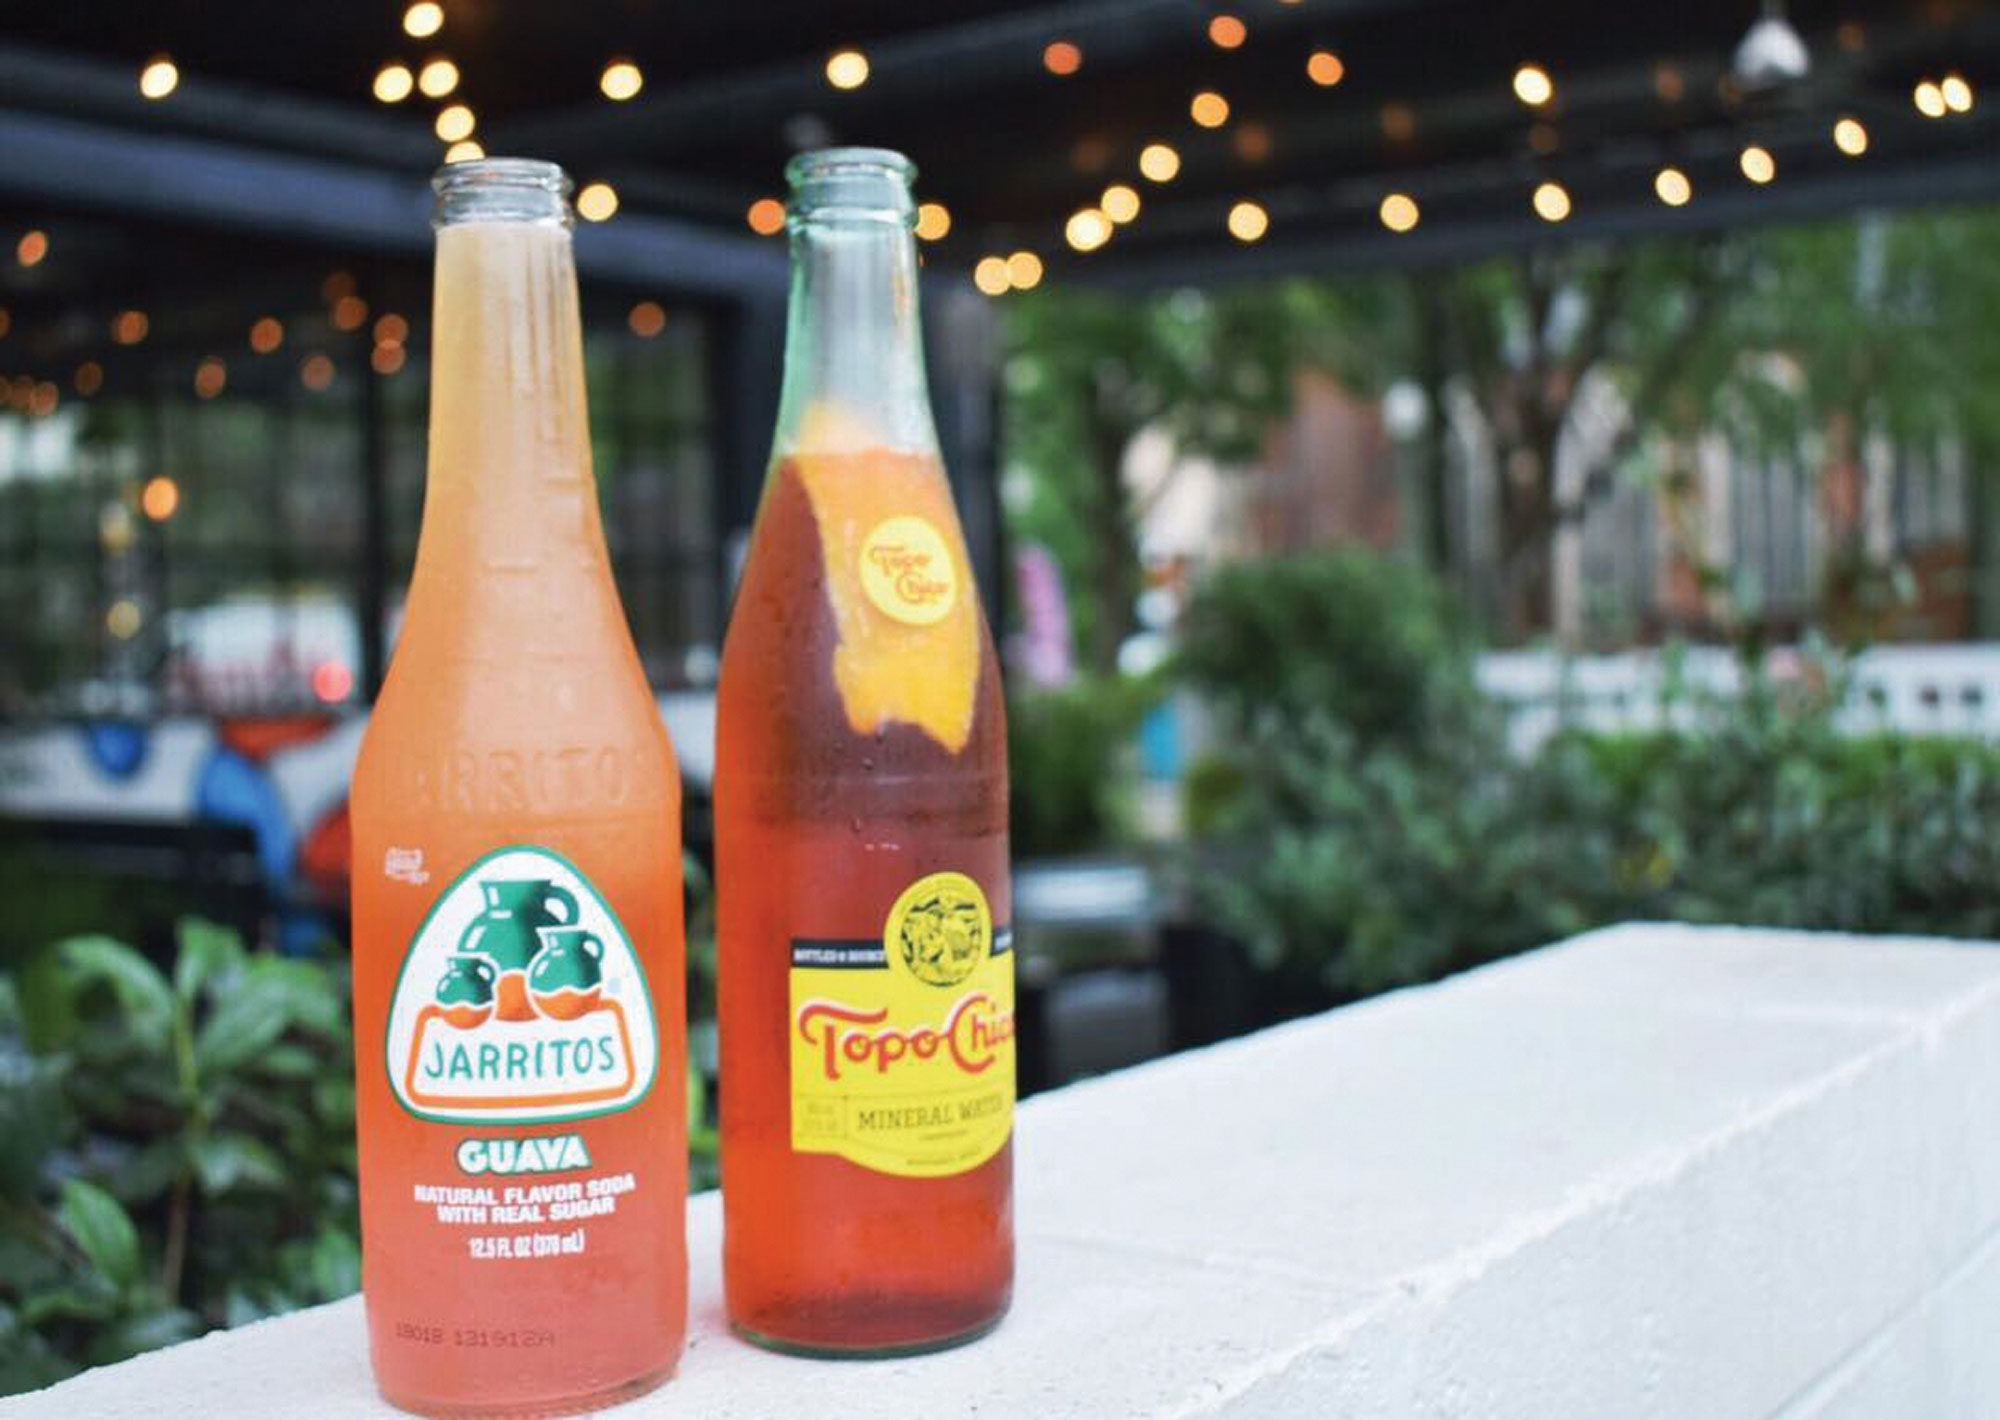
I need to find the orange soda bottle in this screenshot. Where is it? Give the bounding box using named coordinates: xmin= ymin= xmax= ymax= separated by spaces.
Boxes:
xmin=716 ymin=148 xmax=1014 ymax=1355
xmin=350 ymin=159 xmax=686 ymax=1416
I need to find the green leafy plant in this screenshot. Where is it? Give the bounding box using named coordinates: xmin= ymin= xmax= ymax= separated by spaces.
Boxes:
xmin=0 ymin=921 xmax=356 ymax=1393
xmin=1007 ymin=673 xmax=1162 ymax=858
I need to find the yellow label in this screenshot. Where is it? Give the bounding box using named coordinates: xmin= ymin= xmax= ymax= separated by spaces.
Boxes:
xmin=859 ymin=515 xmax=958 ymax=625
xmin=789 ymin=872 xmax=1015 ymax=1178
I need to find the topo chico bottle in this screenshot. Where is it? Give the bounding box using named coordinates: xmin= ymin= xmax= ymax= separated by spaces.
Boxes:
xmin=716 ymin=147 xmax=1015 ymax=1355
xmin=350 ymin=158 xmax=686 ymax=1416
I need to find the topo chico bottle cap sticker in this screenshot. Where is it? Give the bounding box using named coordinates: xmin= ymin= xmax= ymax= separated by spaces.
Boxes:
xmin=858 ymin=515 xmax=958 ymax=626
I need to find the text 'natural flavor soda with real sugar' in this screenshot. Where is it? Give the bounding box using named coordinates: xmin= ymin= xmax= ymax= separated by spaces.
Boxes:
xmin=717 ymin=148 xmax=1015 ymax=1355
xmin=351 ymin=159 xmax=686 ymax=1416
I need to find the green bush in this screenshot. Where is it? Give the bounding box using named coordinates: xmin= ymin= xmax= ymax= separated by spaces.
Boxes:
xmin=1008 ymin=673 xmax=1162 ymax=858
xmin=0 ymin=921 xmax=357 ymax=1393
xmin=1182 ymin=552 xmax=2000 ymax=995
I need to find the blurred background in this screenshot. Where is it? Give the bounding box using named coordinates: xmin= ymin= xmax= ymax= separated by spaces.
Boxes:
xmin=5 ymin=0 xmax=2000 ymax=1391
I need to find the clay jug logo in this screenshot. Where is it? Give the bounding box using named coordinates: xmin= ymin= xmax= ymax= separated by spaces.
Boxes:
xmin=858 ymin=515 xmax=958 ymax=626
xmin=386 ymin=847 xmax=656 ymax=1124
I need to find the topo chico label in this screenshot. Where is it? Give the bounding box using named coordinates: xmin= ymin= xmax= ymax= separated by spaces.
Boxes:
xmin=385 ymin=845 xmax=657 ymax=1124
xmin=790 ymin=871 xmax=1015 ymax=1178
xmin=858 ymin=514 xmax=959 ymax=626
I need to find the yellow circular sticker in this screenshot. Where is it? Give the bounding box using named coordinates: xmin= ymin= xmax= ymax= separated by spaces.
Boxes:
xmin=859 ymin=515 xmax=958 ymax=626
xmin=886 ymin=871 xmax=991 ymax=988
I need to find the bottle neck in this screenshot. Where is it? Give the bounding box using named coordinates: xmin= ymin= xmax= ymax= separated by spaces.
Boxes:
xmin=773 ymin=214 xmax=938 ymax=457
xmin=407 ymin=218 xmax=614 ymax=645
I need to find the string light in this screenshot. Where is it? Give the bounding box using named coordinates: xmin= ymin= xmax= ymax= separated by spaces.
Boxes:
xmin=16 ymin=230 xmax=48 ymax=267
xmin=1226 ymin=200 xmax=1269 ymax=242
xmin=434 ymin=104 xmax=475 ymax=142
xmin=1654 ymin=166 xmax=1692 ymax=206
xmin=1208 ymin=15 xmax=1247 ymax=49
xmin=601 ymin=60 xmax=643 ymax=101
xmin=249 ymin=317 xmax=284 ymax=354
xmin=1190 ymin=91 xmax=1230 ymax=127
xmin=628 ymin=302 xmax=667 ymax=337
xmin=1139 ymin=143 xmax=1181 ymax=182
xmin=194 ymin=358 xmax=227 ymax=400
xmin=1043 ymin=41 xmax=1082 ymax=76
xmin=1832 ymin=117 xmax=1868 ymax=156
xmin=112 ymin=310 xmax=149 ymax=345
xmin=826 ymin=49 xmax=869 ymax=90
xmin=1512 ymin=63 xmax=1553 ymax=106
xmin=444 ymin=140 xmax=483 ymax=163
xmin=332 ymin=295 xmax=369 ymax=331
xmin=142 ymin=476 xmax=180 ymax=521
xmin=374 ymin=313 xmax=409 ymax=346
xmin=1739 ymin=145 xmax=1775 ymax=184
xmin=1065 ymin=208 xmax=1112 ymax=252
xmin=577 ymin=182 xmax=618 ymax=221
xmin=1101 ymin=184 xmax=1141 ymax=223
xmin=139 ymin=55 xmax=179 ymax=100
xmin=1941 ymin=73 xmax=1974 ymax=112
xmin=75 ymin=361 xmax=104 ymax=397
xmin=915 ymin=202 xmax=951 ymax=240
xmin=418 ymin=58 xmax=458 ymax=98
xmin=746 ymin=198 xmax=786 ymax=235
xmin=373 ymin=64 xmax=414 ymax=103
xmin=1005 ymin=251 xmax=1043 ymax=290
xmin=371 ymin=343 xmax=406 ymax=375
xmin=301 ymin=354 xmax=336 ymax=391
xmin=1379 ymin=193 xmax=1420 ymax=233
xmin=107 ymin=600 xmax=142 ymax=639
xmin=973 ymin=256 xmax=1010 ymax=296
xmin=1532 ymin=181 xmax=1571 ymax=222
xmin=1307 ymin=51 xmax=1345 ymax=87
xmin=1913 ymin=80 xmax=1946 ymax=118
xmin=403 ymin=2 xmax=444 ymax=39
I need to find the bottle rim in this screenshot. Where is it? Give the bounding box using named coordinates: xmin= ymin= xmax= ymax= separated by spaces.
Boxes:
xmin=432 ymin=157 xmax=574 ymax=229
xmin=785 ymin=147 xmax=916 ymax=225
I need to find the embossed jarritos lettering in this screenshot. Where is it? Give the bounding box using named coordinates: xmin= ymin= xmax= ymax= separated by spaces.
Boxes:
xmin=796 ymin=990 xmax=1014 ymax=1081
xmin=412 ymin=745 xmax=635 ymax=815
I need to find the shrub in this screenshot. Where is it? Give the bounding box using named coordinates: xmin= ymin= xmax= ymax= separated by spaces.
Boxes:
xmin=1008 ymin=673 xmax=1162 ymax=858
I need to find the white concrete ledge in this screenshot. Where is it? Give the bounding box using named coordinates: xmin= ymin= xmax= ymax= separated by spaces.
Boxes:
xmin=11 ymin=924 xmax=2000 ymax=1419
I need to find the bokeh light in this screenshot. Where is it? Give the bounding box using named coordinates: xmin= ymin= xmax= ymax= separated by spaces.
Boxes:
xmin=1139 ymin=143 xmax=1181 ymax=182
xmin=1654 ymin=166 xmax=1692 ymax=206
xmin=1065 ymin=208 xmax=1112 ymax=252
xmin=142 ymin=476 xmax=180 ymax=521
xmin=1532 ymin=181 xmax=1571 ymax=222
xmin=1043 ymin=41 xmax=1082 ymax=76
xmin=373 ymin=64 xmax=414 ymax=103
xmin=628 ymin=301 xmax=667 ymax=337
xmin=1307 ymin=51 xmax=1345 ymax=87
xmin=1227 ymin=200 xmax=1269 ymax=242
xmin=915 ymin=202 xmax=951 ymax=240
xmin=601 ymin=60 xmax=643 ymax=101
xmin=577 ymin=182 xmax=618 ymax=221
xmin=139 ymin=56 xmax=179 ymax=100
xmin=1739 ymin=145 xmax=1776 ymax=184
xmin=1005 ymin=250 xmax=1043 ymax=290
xmin=1513 ymin=64 xmax=1553 ymax=106
xmin=1191 ymin=91 xmax=1230 ymax=127
xmin=1379 ymin=192 xmax=1420 ymax=232
xmin=1101 ymin=184 xmax=1141 ymax=224
xmin=403 ymin=2 xmax=443 ymax=39
xmin=746 ymin=198 xmax=786 ymax=235
xmin=826 ymin=49 xmax=869 ymax=90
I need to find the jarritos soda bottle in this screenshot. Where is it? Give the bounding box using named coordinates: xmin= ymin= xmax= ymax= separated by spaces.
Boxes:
xmin=717 ymin=148 xmax=1014 ymax=1355
xmin=351 ymin=159 xmax=686 ymax=1416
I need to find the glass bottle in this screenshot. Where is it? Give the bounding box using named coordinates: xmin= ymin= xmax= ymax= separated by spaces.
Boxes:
xmin=716 ymin=147 xmax=1015 ymax=1355
xmin=350 ymin=158 xmax=686 ymax=1416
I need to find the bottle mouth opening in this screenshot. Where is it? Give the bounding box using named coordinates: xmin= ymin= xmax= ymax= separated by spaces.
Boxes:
xmin=433 ymin=158 xmax=574 ymax=229
xmin=786 ymin=147 xmax=916 ymax=225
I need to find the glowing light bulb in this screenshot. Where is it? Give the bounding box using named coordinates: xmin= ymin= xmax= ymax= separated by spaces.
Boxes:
xmin=1914 ymin=80 xmax=1946 ymax=118
xmin=1190 ymin=91 xmax=1230 ymax=127
xmin=973 ymin=257 xmax=1010 ymax=296
xmin=1379 ymin=193 xmax=1420 ymax=233
xmin=1833 ymin=117 xmax=1868 ymax=156
xmin=826 ymin=49 xmax=869 ymax=90
xmin=577 ymin=182 xmax=618 ymax=222
xmin=1043 ymin=41 xmax=1082 ymax=76
xmin=1227 ymin=200 xmax=1269 ymax=242
xmin=142 ymin=476 xmax=180 ymax=521
xmin=16 ymin=230 xmax=48 ymax=267
xmin=1101 ymin=184 xmax=1141 ymax=224
xmin=1307 ymin=51 xmax=1344 ymax=87
xmin=1513 ymin=63 xmax=1553 ymax=106
xmin=915 ymin=202 xmax=951 ymax=240
xmin=139 ymin=56 xmax=179 ymax=100
xmin=628 ymin=302 xmax=667 ymax=338
xmin=1066 ymin=208 xmax=1112 ymax=252
xmin=193 ymin=357 xmax=227 ymax=399
xmin=1208 ymin=15 xmax=1247 ymax=49
xmin=1005 ymin=251 xmax=1043 ymax=290
xmin=374 ymin=64 xmax=414 ymax=103
xmin=444 ymin=139 xmax=483 ymax=163
xmin=1739 ymin=145 xmax=1775 ymax=184
xmin=1532 ymin=181 xmax=1571 ymax=222
xmin=746 ymin=198 xmax=786 ymax=235
xmin=1941 ymin=73 xmax=1974 ymax=112
xmin=1139 ymin=143 xmax=1181 ymax=182
xmin=1654 ymin=166 xmax=1692 ymax=206
xmin=601 ymin=60 xmax=643 ymax=101
xmin=434 ymin=104 xmax=475 ymax=142
xmin=418 ymin=58 xmax=458 ymax=98
xmin=403 ymin=2 xmax=444 ymax=39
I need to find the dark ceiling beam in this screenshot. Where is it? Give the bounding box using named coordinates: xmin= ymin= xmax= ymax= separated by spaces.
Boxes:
xmin=489 ymin=0 xmax=1406 ymax=160
xmin=0 ymin=108 xmax=786 ymax=300
xmin=0 ymin=41 xmax=439 ymax=169
xmin=1083 ymin=148 xmax=2000 ymax=289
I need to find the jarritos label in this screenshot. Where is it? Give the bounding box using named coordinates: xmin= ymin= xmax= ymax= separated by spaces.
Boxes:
xmin=789 ymin=871 xmax=1015 ymax=1178
xmin=385 ymin=846 xmax=657 ymax=1125
xmin=858 ymin=514 xmax=959 ymax=626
